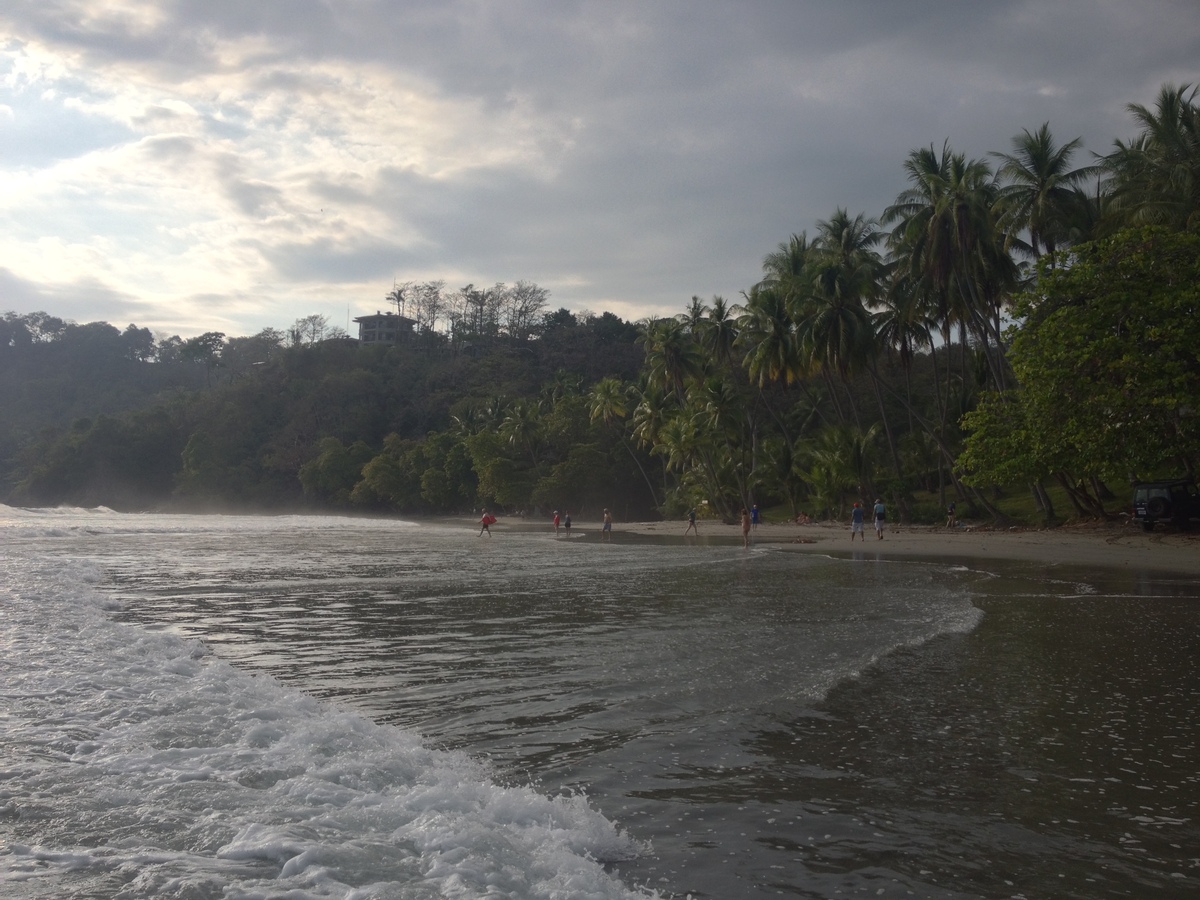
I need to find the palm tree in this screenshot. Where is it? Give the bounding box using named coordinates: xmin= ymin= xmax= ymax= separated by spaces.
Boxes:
xmin=1104 ymin=83 xmax=1200 ymax=230
xmin=882 ymin=141 xmax=1015 ymax=391
xmin=698 ymin=296 xmax=739 ymax=369
xmin=783 ymin=209 xmax=881 ymax=429
xmin=737 ymin=284 xmax=804 ymax=388
xmin=500 ymin=399 xmax=544 ymax=477
xmin=801 ymin=209 xmax=883 ymax=382
xmin=991 ymin=122 xmax=1099 ymax=260
xmin=631 ymin=380 xmax=675 ymax=502
xmin=651 ymin=412 xmax=703 ymax=509
xmin=810 ymin=209 xmax=885 ymax=301
xmin=678 ymin=296 xmax=708 ymax=333
xmin=874 ymin=269 xmax=937 ymax=487
xmin=691 ymin=374 xmax=753 ymax=511
xmin=590 ymin=377 xmax=659 ymax=507
xmin=638 ymin=317 xmax=706 ymax=403
xmin=759 ymin=232 xmax=813 ymax=301
xmin=631 ymin=380 xmax=670 ymax=451
xmin=882 ymin=144 xmax=1017 ymax=520
xmin=875 ymin=270 xmax=933 ymax=381
xmin=541 ymin=370 xmax=584 ymax=405
xmin=801 ymin=209 xmax=917 ymax=513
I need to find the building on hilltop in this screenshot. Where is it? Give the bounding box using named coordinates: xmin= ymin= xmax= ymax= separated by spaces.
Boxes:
xmin=353 ymin=311 xmax=417 ymax=344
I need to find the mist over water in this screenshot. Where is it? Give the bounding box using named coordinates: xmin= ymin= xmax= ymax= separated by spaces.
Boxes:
xmin=3 ymin=508 xmax=1198 ymax=898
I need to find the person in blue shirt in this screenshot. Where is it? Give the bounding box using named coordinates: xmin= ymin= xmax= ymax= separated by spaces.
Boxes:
xmin=850 ymin=502 xmax=865 ymax=541
xmin=751 ymin=504 xmax=760 ymax=530
xmin=873 ymin=498 xmax=886 ymax=540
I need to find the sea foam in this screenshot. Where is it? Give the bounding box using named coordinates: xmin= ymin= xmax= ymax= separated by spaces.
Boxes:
xmin=0 ymin=555 xmax=653 ymax=899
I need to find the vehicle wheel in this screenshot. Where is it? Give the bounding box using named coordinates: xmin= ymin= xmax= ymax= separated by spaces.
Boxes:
xmin=1147 ymin=497 xmax=1170 ymax=517
xmin=1142 ymin=520 xmax=1155 ymax=532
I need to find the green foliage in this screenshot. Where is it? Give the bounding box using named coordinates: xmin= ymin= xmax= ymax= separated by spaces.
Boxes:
xmin=961 ymin=227 xmax=1200 ymax=485
xmin=353 ymin=437 xmax=424 ymax=509
xmin=530 ymin=444 xmax=611 ymax=512
xmin=13 ymin=409 xmax=188 ymax=507
xmin=8 ymin=84 xmax=1198 ymax=522
xmin=299 ymin=438 xmax=374 ymax=506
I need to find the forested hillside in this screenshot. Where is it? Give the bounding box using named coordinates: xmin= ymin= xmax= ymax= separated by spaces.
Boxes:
xmin=0 ymin=307 xmax=650 ymax=515
xmin=5 ymin=83 xmax=1198 ymax=524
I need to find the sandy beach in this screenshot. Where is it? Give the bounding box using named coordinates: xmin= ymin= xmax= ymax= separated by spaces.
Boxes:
xmin=567 ymin=516 xmax=1200 ymax=577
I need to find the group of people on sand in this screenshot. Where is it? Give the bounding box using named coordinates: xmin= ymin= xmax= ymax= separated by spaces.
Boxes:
xmin=850 ymin=499 xmax=888 ymax=541
xmin=685 ymin=504 xmax=761 ymax=548
xmin=551 ymin=508 xmax=612 ymax=540
xmin=483 ymin=497 xmax=935 ymax=543
xmin=481 ymin=508 xmax=614 ymax=541
xmin=552 ymin=509 xmax=571 ymax=537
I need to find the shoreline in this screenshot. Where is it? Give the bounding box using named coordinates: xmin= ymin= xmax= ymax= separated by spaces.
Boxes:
xmin=489 ymin=516 xmax=1200 ymax=577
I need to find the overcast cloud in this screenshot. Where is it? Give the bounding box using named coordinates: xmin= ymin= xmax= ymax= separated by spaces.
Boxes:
xmin=1 ymin=1 xmax=1198 ymax=338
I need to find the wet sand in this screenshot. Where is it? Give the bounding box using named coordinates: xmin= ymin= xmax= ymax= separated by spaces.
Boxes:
xmin=562 ymin=517 xmax=1200 ymax=577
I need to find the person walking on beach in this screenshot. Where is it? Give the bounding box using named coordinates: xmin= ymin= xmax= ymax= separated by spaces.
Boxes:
xmin=553 ymin=510 xmax=561 ymax=536
xmin=751 ymin=504 xmax=760 ymax=530
xmin=602 ymin=508 xmax=612 ymax=541
xmin=850 ymin=501 xmax=865 ymax=541
xmin=563 ymin=511 xmax=572 ymax=537
xmin=741 ymin=508 xmax=752 ymax=548
xmin=479 ymin=510 xmax=495 ymax=537
xmin=946 ymin=500 xmax=957 ymax=529
xmin=685 ymin=508 xmax=698 ymax=535
xmin=873 ymin=498 xmax=886 ymax=540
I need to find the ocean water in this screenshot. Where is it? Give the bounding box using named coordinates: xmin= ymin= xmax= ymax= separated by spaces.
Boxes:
xmin=1 ymin=507 xmax=1197 ymax=899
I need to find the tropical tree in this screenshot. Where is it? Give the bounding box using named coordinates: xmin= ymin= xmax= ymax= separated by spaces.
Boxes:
xmin=991 ymin=122 xmax=1099 ymax=260
xmin=181 ymin=332 xmax=227 ymax=387
xmin=799 ymin=209 xmax=882 ymax=386
xmin=960 ymin=227 xmax=1200 ymax=509
xmin=589 ymin=376 xmax=659 ymax=508
xmin=1104 ymin=83 xmax=1200 ymax=232
xmin=738 ymin=284 xmax=803 ymax=389
xmin=679 ymin=295 xmax=708 ymax=333
xmin=690 ymin=374 xmax=753 ymax=512
xmin=638 ymin=317 xmax=705 ymax=403
xmin=884 ymin=142 xmax=1021 ymax=396
xmin=759 ymin=232 xmax=812 ymax=301
xmin=698 ymin=296 xmax=739 ymax=369
xmin=883 ymin=142 xmax=1015 ymax=386
xmin=500 ymin=398 xmax=545 ymax=477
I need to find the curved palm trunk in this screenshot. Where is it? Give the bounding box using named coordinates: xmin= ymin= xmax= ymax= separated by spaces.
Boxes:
xmin=621 ymin=437 xmax=660 ymax=509
xmin=821 ymin=370 xmax=848 ymax=424
xmin=868 ymin=361 xmax=912 ymax=521
xmin=756 ymin=386 xmax=795 ymax=448
xmin=523 ymin=439 xmax=543 ymax=479
xmin=875 ymin=375 xmax=1011 ymax=523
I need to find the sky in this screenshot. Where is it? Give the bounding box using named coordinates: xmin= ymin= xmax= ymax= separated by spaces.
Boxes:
xmin=2 ymin=1 xmax=1198 ymax=341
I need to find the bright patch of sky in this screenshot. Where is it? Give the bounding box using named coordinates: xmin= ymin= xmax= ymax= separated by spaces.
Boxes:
xmin=0 ymin=1 xmax=1198 ymax=339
